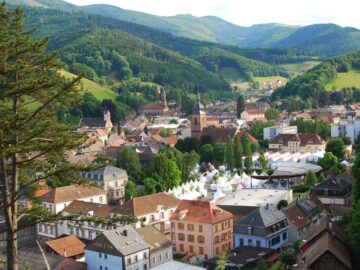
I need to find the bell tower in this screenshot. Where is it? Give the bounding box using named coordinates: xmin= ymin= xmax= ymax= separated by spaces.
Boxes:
xmin=191 ymin=93 xmax=206 ymax=139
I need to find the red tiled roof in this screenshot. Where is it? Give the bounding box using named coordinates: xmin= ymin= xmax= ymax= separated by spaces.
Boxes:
xmin=46 ymin=235 xmax=85 ymax=257
xmin=141 ymin=102 xmax=166 ymax=110
xmin=244 ymin=109 xmax=265 ymax=115
xmin=55 ymin=258 xmax=86 ymax=270
xmin=40 ymin=185 xmax=105 ymax=204
xmin=283 ymin=204 xmax=309 ymax=229
xmin=270 ymin=133 xmax=324 ymax=146
xmin=63 ymin=200 xmax=115 ymax=218
xmin=112 ymin=192 xmax=180 ymax=216
xmin=236 ymin=131 xmax=258 ymax=144
xmin=171 ymin=200 xmax=233 ymax=224
xmin=165 ymin=136 xmax=177 ymax=145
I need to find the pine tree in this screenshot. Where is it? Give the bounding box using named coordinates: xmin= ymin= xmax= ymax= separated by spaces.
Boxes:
xmin=234 ymin=136 xmax=243 ymax=171
xmin=225 ymin=136 xmax=235 ymax=171
xmin=241 ymin=133 xmax=253 ymax=173
xmin=0 ymin=5 xmax=87 ymax=269
xmin=236 ymin=94 xmax=246 ymax=118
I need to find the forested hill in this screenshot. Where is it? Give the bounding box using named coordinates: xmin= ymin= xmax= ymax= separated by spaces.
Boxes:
xmin=22 ymin=7 xmax=288 ymax=86
xmin=13 ymin=0 xmax=360 ymax=58
xmin=272 ymin=49 xmax=360 ymax=101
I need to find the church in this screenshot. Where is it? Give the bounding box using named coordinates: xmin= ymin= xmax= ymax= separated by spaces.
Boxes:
xmin=191 ymin=94 xmax=257 ymax=145
xmin=139 ymin=88 xmax=169 ymax=116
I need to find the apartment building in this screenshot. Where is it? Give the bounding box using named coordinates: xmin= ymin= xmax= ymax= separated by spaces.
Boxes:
xmin=170 ymin=200 xmax=233 ymax=260
xmin=81 ymin=165 xmax=128 ymax=202
xmin=112 ymin=193 xmax=180 ymax=234
xmin=269 ymin=133 xmax=326 ymax=153
xmin=37 ymin=185 xmax=106 ymax=241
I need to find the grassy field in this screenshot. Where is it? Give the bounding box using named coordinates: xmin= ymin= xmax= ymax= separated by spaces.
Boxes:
xmin=61 ymin=70 xmax=118 ymax=101
xmin=253 ymin=75 xmax=288 ymax=83
xmin=325 ymin=69 xmax=360 ymax=90
xmin=279 ymin=61 xmax=321 ymax=78
xmin=219 ymin=67 xmax=246 ymax=82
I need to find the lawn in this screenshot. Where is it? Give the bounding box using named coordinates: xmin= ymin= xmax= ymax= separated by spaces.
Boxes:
xmin=219 ymin=67 xmax=246 ymax=82
xmin=279 ymin=61 xmax=321 ymax=78
xmin=325 ymin=69 xmax=360 ymax=90
xmin=60 ymin=70 xmax=119 ymax=101
xmin=253 ymin=75 xmax=288 ymax=83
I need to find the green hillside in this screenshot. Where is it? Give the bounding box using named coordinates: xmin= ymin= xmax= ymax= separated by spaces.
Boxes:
xmin=23 ymin=7 xmax=286 ymax=86
xmin=325 ymin=69 xmax=360 ymax=90
xmin=13 ymin=0 xmax=360 ymax=58
xmin=272 ymin=49 xmax=360 ymax=100
xmin=60 ymin=70 xmax=118 ymax=101
xmin=279 ymin=61 xmax=321 ymax=77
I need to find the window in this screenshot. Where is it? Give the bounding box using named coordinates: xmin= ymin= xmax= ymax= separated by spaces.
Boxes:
xmin=115 ymin=181 xmax=118 ymax=187
xmin=127 ymin=257 xmax=131 ymax=264
xmin=99 ymin=253 xmax=102 ymax=258
xmin=256 ymin=240 xmax=261 ymax=247
xmin=239 ymin=238 xmax=244 ymax=246
xmin=198 ymin=225 xmax=203 ymax=232
xmin=215 ymin=224 xmax=219 ymax=232
xmin=197 ymin=235 xmax=205 ymax=243
xmin=187 ymin=234 xmax=194 ymax=242
xmin=248 ymin=239 xmax=253 ymax=246
xmin=283 ymin=232 xmax=287 ymax=241
xmin=222 ymin=244 xmax=226 ymax=252
xmin=144 ymin=264 xmax=147 ymax=270
xmin=178 ymin=223 xmax=184 ymax=230
xmin=151 ymin=215 xmax=155 ymax=222
xmin=199 ymin=246 xmax=204 ymax=255
xmin=144 ymin=252 xmax=147 ymax=258
xmin=165 ymin=252 xmax=169 ymax=259
xmin=99 ymin=196 xmax=103 ymax=203
xmin=161 ymin=212 xmax=165 ymax=219
xmin=222 ymin=223 xmax=225 ymax=230
xmin=171 ymin=233 xmax=176 ymax=241
xmin=187 ymin=224 xmax=194 ymax=231
xmin=215 ymin=236 xmax=220 ymax=244
xmin=221 ymin=233 xmax=226 ymax=241
xmin=189 ymin=245 xmax=194 ymax=253
xmin=159 ymin=254 xmax=162 ymax=261
xmin=171 ymin=223 xmax=175 ymax=229
xmin=179 ymin=244 xmax=184 ymax=252
xmin=178 ymin=233 xmax=185 ymax=241
xmin=100 ymin=266 xmax=102 ymax=270
xmin=135 ymin=255 xmax=138 ymax=262
xmin=104 ymin=254 xmax=107 ymax=259
xmin=215 ymin=247 xmax=219 ymax=255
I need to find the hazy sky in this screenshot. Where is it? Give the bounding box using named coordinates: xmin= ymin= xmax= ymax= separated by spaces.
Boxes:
xmin=64 ymin=0 xmax=360 ymax=29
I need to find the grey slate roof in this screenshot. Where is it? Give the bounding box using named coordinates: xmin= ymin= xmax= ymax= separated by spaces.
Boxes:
xmin=234 ymin=205 xmax=287 ymax=236
xmin=101 ymin=225 xmax=151 ymax=256
xmin=82 ymin=165 xmax=128 ymax=182
xmin=80 ymin=117 xmax=106 ymax=128
xmin=310 ymin=177 xmax=352 ymax=197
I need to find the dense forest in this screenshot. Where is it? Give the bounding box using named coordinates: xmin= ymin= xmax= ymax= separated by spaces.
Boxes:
xmin=23 ymin=7 xmax=290 ymax=84
xmin=272 ymin=49 xmax=360 ymax=106
xmin=15 ymin=0 xmax=360 ymax=58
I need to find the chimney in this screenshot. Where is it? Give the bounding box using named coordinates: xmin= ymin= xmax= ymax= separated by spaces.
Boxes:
xmin=265 ymin=203 xmax=269 ymax=210
xmin=122 ymin=229 xmax=127 ymax=236
xmin=64 ymin=248 xmax=67 ymax=257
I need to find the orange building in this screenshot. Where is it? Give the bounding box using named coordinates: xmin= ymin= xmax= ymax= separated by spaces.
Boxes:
xmin=170 ymin=200 xmax=233 ymax=260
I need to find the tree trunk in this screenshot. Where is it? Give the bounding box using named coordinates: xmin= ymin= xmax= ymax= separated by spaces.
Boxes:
xmin=6 ymin=226 xmax=18 ymax=270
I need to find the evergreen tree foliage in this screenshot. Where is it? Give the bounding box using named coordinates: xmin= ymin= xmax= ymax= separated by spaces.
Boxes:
xmin=326 ymin=138 xmax=346 ymax=160
xmin=0 ymin=4 xmax=87 ymax=269
xmin=116 ymin=146 xmax=142 ymax=182
xmin=225 ymin=136 xmax=235 ymax=171
xmin=234 ymin=136 xmax=243 ymax=171
xmin=236 ymin=94 xmax=246 ymax=118
xmin=124 ymin=180 xmax=137 ymax=200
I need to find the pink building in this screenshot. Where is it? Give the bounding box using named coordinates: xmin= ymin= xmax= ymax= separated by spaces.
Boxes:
xmin=170 ymin=200 xmax=233 ymax=260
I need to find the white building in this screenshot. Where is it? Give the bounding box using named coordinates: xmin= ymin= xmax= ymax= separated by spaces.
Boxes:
xmin=263 ymin=125 xmax=298 ymax=141
xmin=216 ymin=189 xmax=293 ymax=208
xmin=37 ymin=185 xmax=106 ymax=241
xmin=112 ymin=193 xmax=180 ymax=234
xmin=331 ymin=118 xmax=360 ymax=144
xmin=85 ymin=226 xmax=151 ymax=270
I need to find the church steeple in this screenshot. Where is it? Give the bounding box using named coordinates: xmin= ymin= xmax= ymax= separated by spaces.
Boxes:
xmin=191 ymin=91 xmax=206 ymax=139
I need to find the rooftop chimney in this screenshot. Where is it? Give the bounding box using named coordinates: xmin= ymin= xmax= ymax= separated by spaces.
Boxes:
xmin=122 ymin=229 xmax=127 ymax=237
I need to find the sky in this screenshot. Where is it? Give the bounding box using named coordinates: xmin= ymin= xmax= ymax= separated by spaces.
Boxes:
xmin=64 ymin=0 xmax=360 ymax=29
